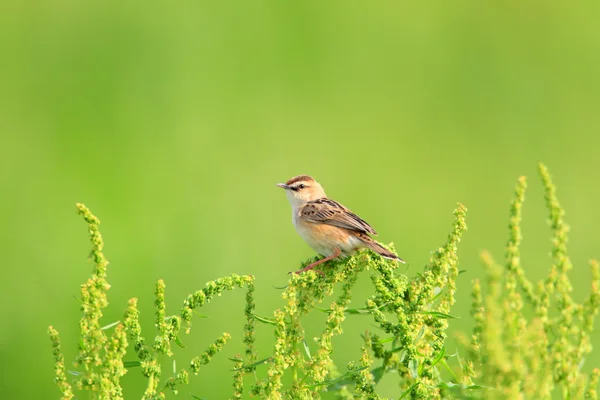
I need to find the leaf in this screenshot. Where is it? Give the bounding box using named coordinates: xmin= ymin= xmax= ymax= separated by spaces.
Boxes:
xmin=431 ymin=346 xmax=446 ymax=368
xmin=190 ymin=394 xmax=207 ymax=400
xmin=247 ymin=357 xmax=272 ymax=368
xmin=232 ymin=357 xmax=272 ymax=371
xmin=439 ymin=382 xmax=485 ymax=390
xmin=430 ymin=287 xmax=444 ymax=302
xmin=192 ymin=311 xmax=209 ymax=318
xmin=67 ymin=370 xmax=82 ymax=376
xmin=398 ymin=349 xmax=407 ymax=362
xmin=174 ymin=336 xmax=186 ymax=348
xmin=101 ymin=320 xmax=121 ymax=330
xmin=399 ymin=382 xmax=419 ymax=399
xmin=323 ymin=375 xmax=355 ymax=391
xmin=390 ymin=346 xmax=404 ymax=354
xmin=124 ymin=361 xmax=142 ymax=368
xmin=228 ymin=357 xmax=244 ymax=363
xmin=408 ymin=359 xmax=418 ymax=378
xmin=377 ymin=336 xmax=394 ymax=344
xmin=438 ymin=381 xmax=487 ymax=398
xmin=439 ymin=359 xmax=458 ymax=381
xmin=417 ymin=311 xmax=459 ymax=319
xmin=413 ymin=325 xmax=426 ymax=344
xmin=371 ymin=366 xmax=386 ymax=384
xmin=252 ymin=313 xmax=277 ymax=325
xmin=302 ymin=340 xmax=312 ymax=360
xmin=315 ymin=366 xmax=369 ymax=390
xmin=343 ymin=302 xmax=390 ymax=315
xmin=273 ymin=285 xmax=288 ymax=290
xmin=344 ymin=308 xmax=373 ymax=315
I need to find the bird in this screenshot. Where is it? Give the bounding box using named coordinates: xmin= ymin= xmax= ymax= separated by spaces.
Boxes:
xmin=277 ymin=175 xmax=404 ymax=274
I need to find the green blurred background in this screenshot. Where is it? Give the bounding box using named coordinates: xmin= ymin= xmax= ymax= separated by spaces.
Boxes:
xmin=1 ymin=1 xmax=599 ymax=398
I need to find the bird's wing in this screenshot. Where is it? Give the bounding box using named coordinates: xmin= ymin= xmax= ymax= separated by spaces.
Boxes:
xmin=300 ymin=198 xmax=377 ymax=235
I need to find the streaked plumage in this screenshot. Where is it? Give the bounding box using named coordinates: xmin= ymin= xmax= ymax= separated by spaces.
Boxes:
xmin=301 ymin=198 xmax=377 ymax=235
xmin=277 ymin=175 xmax=403 ymax=273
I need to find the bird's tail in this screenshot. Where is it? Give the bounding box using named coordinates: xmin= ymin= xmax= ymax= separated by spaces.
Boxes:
xmin=357 ymin=233 xmax=405 ymax=263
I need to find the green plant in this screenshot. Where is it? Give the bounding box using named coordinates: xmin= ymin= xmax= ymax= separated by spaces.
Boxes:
xmin=459 ymin=165 xmax=600 ymax=399
xmin=49 ymin=164 xmax=600 ymax=399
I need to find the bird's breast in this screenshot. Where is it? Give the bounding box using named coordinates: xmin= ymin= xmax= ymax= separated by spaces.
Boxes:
xmin=292 ymin=213 xmax=360 ymax=257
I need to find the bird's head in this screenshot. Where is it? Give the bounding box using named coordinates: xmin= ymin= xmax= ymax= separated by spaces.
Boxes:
xmin=277 ymin=175 xmax=326 ymax=207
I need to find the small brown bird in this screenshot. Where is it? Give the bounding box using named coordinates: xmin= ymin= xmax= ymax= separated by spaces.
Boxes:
xmin=277 ymin=175 xmax=404 ymax=274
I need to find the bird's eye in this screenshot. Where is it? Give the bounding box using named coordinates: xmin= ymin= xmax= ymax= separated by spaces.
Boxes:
xmin=299 ymin=184 xmax=306 ymax=189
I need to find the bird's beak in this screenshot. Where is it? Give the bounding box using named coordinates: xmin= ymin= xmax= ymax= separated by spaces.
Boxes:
xmin=277 ymin=183 xmax=290 ymax=190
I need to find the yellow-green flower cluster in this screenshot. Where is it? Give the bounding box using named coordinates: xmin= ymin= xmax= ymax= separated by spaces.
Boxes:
xmin=250 ymin=204 xmax=468 ymax=399
xmin=264 ymin=309 xmax=288 ymax=397
xmin=587 ymin=368 xmax=600 ymax=400
xmin=123 ymin=296 xmax=161 ymax=399
xmin=231 ymin=354 xmax=245 ymax=400
xmin=190 ymin=332 xmax=231 ymax=374
xmin=154 ymin=279 xmax=180 ymax=357
xmin=244 ymin=280 xmax=257 ymax=368
xmin=181 ymin=274 xmax=254 ymax=333
xmin=49 ymin=204 xmax=255 ymax=400
xmin=48 ymin=326 xmax=74 ymax=400
xmin=462 ymin=164 xmax=600 ymax=399
xmin=73 ymin=203 xmax=112 ymax=393
xmin=351 ymin=334 xmax=379 ymax=399
xmin=50 ymin=166 xmax=600 ymax=399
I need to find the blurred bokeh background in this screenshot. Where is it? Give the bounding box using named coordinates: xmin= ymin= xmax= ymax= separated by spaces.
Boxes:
xmin=1 ymin=1 xmax=599 ymax=398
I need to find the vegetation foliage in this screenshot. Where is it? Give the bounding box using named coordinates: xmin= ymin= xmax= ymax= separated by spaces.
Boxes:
xmin=49 ymin=164 xmax=600 ymax=399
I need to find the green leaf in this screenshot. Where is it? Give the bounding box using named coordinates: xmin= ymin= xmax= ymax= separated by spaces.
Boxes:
xmin=247 ymin=357 xmax=272 ymax=368
xmin=124 ymin=361 xmax=142 ymax=368
xmin=174 ymin=336 xmax=186 ymax=348
xmin=232 ymin=356 xmax=272 ymax=371
xmin=377 ymin=336 xmax=394 ymax=344
xmin=438 ymin=381 xmax=487 ymax=398
xmin=315 ymin=366 xmax=369 ymax=390
xmin=390 ymin=346 xmax=403 ymax=354
xmin=439 ymin=382 xmax=485 ymax=390
xmin=399 ymin=382 xmax=419 ymax=399
xmin=430 ymin=287 xmax=444 ymax=302
xmin=344 ymin=307 xmax=373 ymax=315
xmin=408 ymin=359 xmax=418 ymax=378
xmin=413 ymin=326 xmax=426 ymax=344
xmin=302 ymin=340 xmax=312 ymax=360
xmin=371 ymin=366 xmax=386 ymax=384
xmin=431 ymin=346 xmax=446 ymax=368
xmin=398 ymin=349 xmax=407 ymax=362
xmin=344 ymin=302 xmax=390 ymax=315
xmin=252 ymin=313 xmax=277 ymax=325
xmin=190 ymin=394 xmax=207 ymax=400
xmin=439 ymin=359 xmax=458 ymax=381
xmin=322 ymin=375 xmax=354 ymax=391
xmin=192 ymin=311 xmax=209 ymax=318
xmin=101 ymin=320 xmax=121 ymax=330
xmin=228 ymin=357 xmax=244 ymax=363
xmin=417 ymin=311 xmax=459 ymax=319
